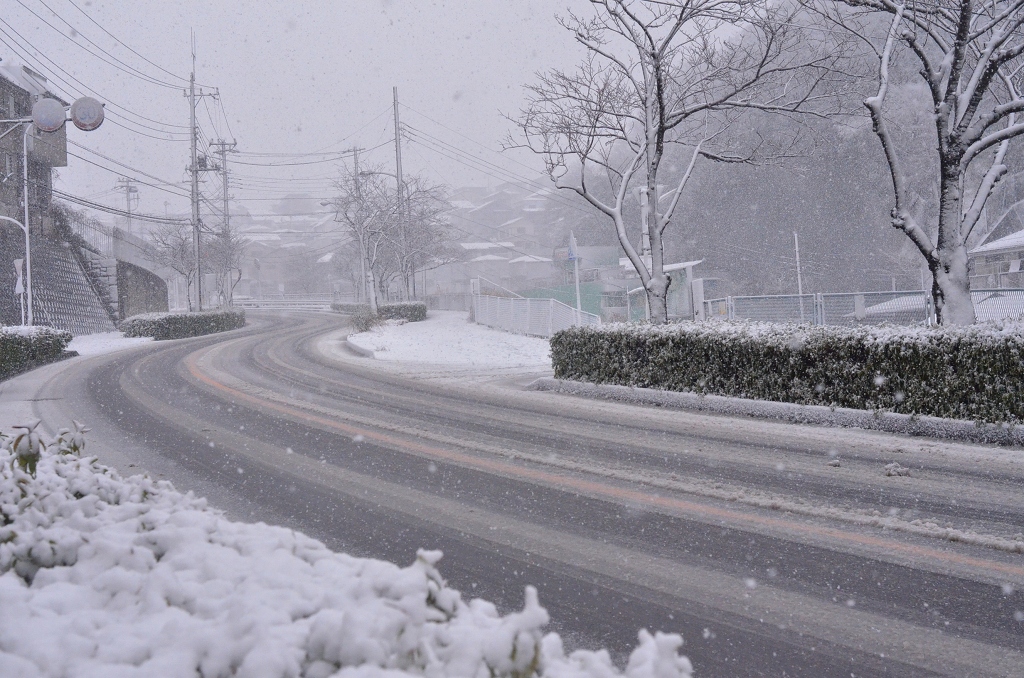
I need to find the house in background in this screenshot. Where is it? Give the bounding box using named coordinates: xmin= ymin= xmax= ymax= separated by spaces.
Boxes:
xmin=969 ymin=230 xmax=1024 ymax=289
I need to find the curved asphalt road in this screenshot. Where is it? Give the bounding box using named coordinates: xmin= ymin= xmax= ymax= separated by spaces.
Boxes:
xmin=12 ymin=310 xmax=1024 ymax=677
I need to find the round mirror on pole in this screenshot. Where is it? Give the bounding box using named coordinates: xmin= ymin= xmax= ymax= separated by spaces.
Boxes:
xmin=31 ymin=98 xmax=66 ymax=132
xmin=70 ymin=97 xmax=104 ymax=131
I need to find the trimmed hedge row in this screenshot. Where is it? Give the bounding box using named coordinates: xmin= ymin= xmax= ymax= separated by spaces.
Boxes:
xmin=551 ymin=320 xmax=1024 ymax=423
xmin=377 ymin=302 xmax=427 ymax=322
xmin=121 ymin=310 xmax=246 ymax=340
xmin=0 ymin=326 xmax=73 ymax=381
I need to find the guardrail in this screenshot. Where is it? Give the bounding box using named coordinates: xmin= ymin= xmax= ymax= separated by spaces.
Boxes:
xmin=473 ymin=294 xmax=601 ymax=338
xmin=233 ymin=294 xmax=334 ymax=310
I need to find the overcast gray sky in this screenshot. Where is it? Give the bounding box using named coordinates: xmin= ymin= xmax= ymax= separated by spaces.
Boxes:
xmin=4 ymin=0 xmax=583 ymax=219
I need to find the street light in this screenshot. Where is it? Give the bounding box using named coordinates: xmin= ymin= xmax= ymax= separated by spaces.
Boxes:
xmin=1 ymin=95 xmax=104 ymax=325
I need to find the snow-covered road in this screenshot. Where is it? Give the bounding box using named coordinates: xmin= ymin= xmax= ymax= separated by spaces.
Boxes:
xmin=4 ymin=310 xmax=1023 ymax=677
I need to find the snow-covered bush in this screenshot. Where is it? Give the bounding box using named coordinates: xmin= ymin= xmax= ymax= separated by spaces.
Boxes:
xmin=0 ymin=425 xmax=693 ymax=678
xmin=551 ymin=320 xmax=1024 ymax=423
xmin=0 ymin=326 xmax=72 ymax=381
xmin=377 ymin=302 xmax=427 ymax=323
xmin=120 ymin=309 xmax=246 ymax=340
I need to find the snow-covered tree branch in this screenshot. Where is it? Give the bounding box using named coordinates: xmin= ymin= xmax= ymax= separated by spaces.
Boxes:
xmin=813 ymin=0 xmax=1024 ymax=324
xmin=511 ymin=0 xmax=851 ymax=323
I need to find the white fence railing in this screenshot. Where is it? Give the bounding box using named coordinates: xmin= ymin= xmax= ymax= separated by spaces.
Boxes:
xmin=473 ymin=294 xmax=601 ymax=337
xmin=703 ymin=289 xmax=1024 ymax=326
xmin=234 ymin=294 xmax=333 ymax=310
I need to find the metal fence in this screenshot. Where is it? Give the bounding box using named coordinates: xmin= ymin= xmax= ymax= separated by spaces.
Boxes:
xmin=473 ymin=294 xmax=601 ymax=338
xmin=704 ymin=289 xmax=1024 ymax=326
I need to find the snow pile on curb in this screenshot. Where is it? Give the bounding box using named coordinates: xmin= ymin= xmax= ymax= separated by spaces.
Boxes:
xmin=347 ymin=311 xmax=551 ymax=367
xmin=0 ymin=424 xmax=692 ymax=678
xmin=529 ymin=377 xmax=1024 ymax=447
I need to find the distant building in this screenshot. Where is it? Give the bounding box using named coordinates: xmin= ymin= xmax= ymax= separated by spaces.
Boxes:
xmin=0 ymin=57 xmax=67 ymax=236
xmin=969 ymin=230 xmax=1024 ymax=289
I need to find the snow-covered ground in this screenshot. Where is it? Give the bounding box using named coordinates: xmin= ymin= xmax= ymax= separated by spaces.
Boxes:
xmin=0 ymin=429 xmax=692 ymax=678
xmin=346 ymin=311 xmax=551 ymax=368
xmin=67 ymin=331 xmax=153 ymax=356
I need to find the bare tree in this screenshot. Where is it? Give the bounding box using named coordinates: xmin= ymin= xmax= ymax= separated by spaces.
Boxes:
xmin=205 ymin=226 xmax=249 ymax=307
xmin=812 ymin=0 xmax=1024 ymax=324
xmin=144 ymin=221 xmax=196 ymax=311
xmin=328 ymin=167 xmax=400 ymax=313
xmin=391 ymin=176 xmax=457 ymax=299
xmin=512 ymin=0 xmax=848 ymax=323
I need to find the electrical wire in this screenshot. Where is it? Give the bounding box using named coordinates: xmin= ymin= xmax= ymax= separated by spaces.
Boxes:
xmin=53 ymin=188 xmax=187 ymax=224
xmin=16 ymin=0 xmax=186 ymax=90
xmin=0 ymin=26 xmax=190 ymax=137
xmin=61 ymin=0 xmax=211 ymax=88
xmin=67 ymin=139 xmax=190 ymax=195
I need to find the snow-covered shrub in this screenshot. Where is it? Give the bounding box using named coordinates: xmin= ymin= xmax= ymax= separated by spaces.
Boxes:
xmin=351 ymin=307 xmax=384 ymax=333
xmin=0 ymin=426 xmax=693 ymax=678
xmin=551 ymin=320 xmax=1024 ymax=423
xmin=120 ymin=309 xmax=246 ymax=340
xmin=377 ymin=302 xmax=427 ymax=323
xmin=0 ymin=326 xmax=72 ymax=381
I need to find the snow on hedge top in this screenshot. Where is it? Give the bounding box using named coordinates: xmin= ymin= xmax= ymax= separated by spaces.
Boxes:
xmin=562 ymin=318 xmax=1024 ymax=346
xmin=0 ymin=430 xmax=692 ymax=678
xmin=0 ymin=326 xmax=69 ymax=340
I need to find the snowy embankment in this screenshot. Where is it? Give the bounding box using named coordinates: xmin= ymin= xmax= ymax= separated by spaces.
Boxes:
xmin=347 ymin=311 xmax=551 ymax=367
xmin=0 ymin=423 xmax=692 ymax=678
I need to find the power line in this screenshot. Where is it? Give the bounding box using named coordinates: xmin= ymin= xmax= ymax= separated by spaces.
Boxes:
xmin=67 ymin=139 xmax=190 ymax=195
xmin=53 ymin=188 xmax=187 ymax=224
xmin=61 ymin=0 xmax=210 ymax=87
xmin=0 ymin=25 xmax=190 ymax=136
xmin=65 ymin=150 xmax=191 ymax=198
xmin=16 ymin=0 xmax=186 ymax=90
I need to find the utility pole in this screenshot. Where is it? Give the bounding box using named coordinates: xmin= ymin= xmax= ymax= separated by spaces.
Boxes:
xmin=209 ymin=140 xmax=236 ymax=233
xmin=393 ymin=86 xmax=410 ymax=299
xmin=794 ymin=231 xmax=805 ymax=323
xmin=352 ymin=146 xmax=368 ymax=307
xmin=185 ymin=38 xmax=219 ymax=311
xmin=210 ymin=139 xmax=236 ymax=306
xmin=188 ymin=61 xmax=200 ymax=311
xmin=116 ymin=177 xmax=138 ymax=236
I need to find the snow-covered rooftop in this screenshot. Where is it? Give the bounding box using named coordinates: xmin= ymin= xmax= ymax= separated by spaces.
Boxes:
xmin=0 ymin=56 xmax=52 ymax=97
xmin=970 ymin=228 xmax=1024 ymax=256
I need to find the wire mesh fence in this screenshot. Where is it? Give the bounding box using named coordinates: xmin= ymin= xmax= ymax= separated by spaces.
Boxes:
xmin=704 ymin=289 xmax=1024 ymax=326
xmin=473 ymin=294 xmax=601 ymax=338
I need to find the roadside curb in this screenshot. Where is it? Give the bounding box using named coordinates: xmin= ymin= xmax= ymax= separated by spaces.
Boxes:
xmin=527 ymin=377 xmax=1024 ymax=446
xmin=344 ymin=337 xmax=375 ymax=359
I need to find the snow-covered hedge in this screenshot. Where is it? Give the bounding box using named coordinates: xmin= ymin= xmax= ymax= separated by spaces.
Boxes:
xmin=0 ymin=326 xmax=73 ymax=381
xmin=377 ymin=302 xmax=427 ymax=323
xmin=0 ymin=424 xmax=693 ymax=678
xmin=551 ymin=320 xmax=1024 ymax=423
xmin=120 ymin=309 xmax=246 ymax=341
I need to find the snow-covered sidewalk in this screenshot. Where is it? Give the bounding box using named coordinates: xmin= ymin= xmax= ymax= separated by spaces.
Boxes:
xmin=67 ymin=331 xmax=153 ymax=356
xmin=0 ymin=427 xmax=693 ymax=678
xmin=346 ymin=311 xmax=551 ymax=368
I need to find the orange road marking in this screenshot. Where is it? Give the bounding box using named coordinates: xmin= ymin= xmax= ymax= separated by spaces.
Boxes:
xmin=182 ymin=348 xmax=1024 ymax=580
